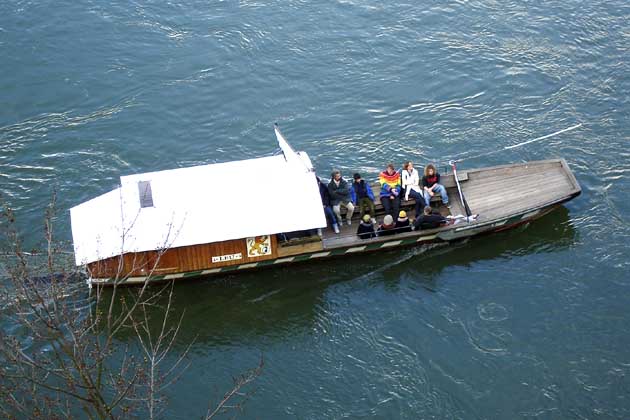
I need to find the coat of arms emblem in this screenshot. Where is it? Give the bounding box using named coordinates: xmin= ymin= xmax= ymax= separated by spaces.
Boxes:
xmin=246 ymin=235 xmax=271 ymax=257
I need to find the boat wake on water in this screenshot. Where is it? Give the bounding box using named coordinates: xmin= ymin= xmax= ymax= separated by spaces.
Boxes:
xmin=346 ymin=243 xmax=450 ymax=285
xmin=444 ymin=123 xmax=583 ymax=164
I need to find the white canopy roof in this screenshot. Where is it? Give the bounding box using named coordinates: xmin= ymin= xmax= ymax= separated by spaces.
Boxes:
xmin=70 ymin=127 xmax=326 ymax=266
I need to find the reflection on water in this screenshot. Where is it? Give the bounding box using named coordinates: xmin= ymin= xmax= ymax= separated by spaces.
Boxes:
xmin=402 ymin=205 xmax=577 ymax=282
xmin=109 ymin=205 xmax=576 ymax=348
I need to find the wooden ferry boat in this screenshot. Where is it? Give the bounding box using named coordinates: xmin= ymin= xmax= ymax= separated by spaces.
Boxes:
xmin=70 ymin=125 xmax=581 ymax=286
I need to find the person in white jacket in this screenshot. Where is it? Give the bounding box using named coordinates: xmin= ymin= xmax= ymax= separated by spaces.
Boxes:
xmin=401 ymin=161 xmax=427 ymax=217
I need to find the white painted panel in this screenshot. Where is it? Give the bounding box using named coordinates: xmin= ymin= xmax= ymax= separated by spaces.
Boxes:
xmin=70 ymin=152 xmax=326 ymax=265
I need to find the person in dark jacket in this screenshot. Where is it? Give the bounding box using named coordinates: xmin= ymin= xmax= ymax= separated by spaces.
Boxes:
xmin=356 ymin=214 xmax=376 ymax=239
xmin=377 ymin=214 xmax=396 ymax=237
xmin=350 ymin=173 xmax=376 ymax=222
xmin=395 ymin=210 xmax=412 ymax=233
xmin=317 ymin=177 xmax=339 ymax=234
xmin=422 ymin=163 xmax=449 ymax=207
xmin=328 ymin=169 xmax=355 ymax=226
xmin=413 ymin=206 xmax=448 ymax=230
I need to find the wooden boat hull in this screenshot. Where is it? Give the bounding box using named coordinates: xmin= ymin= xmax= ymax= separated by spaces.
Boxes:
xmin=88 ymin=158 xmax=580 ymax=286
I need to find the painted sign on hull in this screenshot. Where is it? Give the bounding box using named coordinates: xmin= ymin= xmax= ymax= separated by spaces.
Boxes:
xmin=247 ymin=235 xmax=272 ymax=257
xmin=211 ymin=253 xmax=243 ymax=263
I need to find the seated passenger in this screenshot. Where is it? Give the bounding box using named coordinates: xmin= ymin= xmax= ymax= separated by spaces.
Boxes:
xmin=377 ymin=214 xmax=396 ymax=237
xmin=422 ymin=164 xmax=450 ymax=208
xmin=413 ymin=206 xmax=448 ymax=230
xmin=357 ymin=214 xmax=376 ymax=239
xmin=328 ymin=169 xmax=355 ymax=227
xmin=401 ymin=161 xmax=426 ymax=217
xmin=351 ymin=173 xmax=376 ymax=223
xmin=395 ymin=210 xmax=412 ymax=233
xmin=317 ymin=176 xmax=339 ymax=234
xmin=379 ymin=163 xmax=402 ymax=218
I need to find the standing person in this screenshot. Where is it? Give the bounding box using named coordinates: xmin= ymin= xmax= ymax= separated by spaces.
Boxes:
xmin=401 ymin=161 xmax=427 ymax=217
xmin=351 ymin=173 xmax=376 ymax=223
xmin=413 ymin=206 xmax=448 ymax=230
xmin=317 ymin=176 xmax=339 ymax=234
xmin=378 ymin=163 xmax=402 ymax=219
xmin=328 ymin=169 xmax=355 ymax=226
xmin=395 ymin=210 xmax=412 ymax=233
xmin=422 ymin=164 xmax=449 ymax=208
xmin=356 ymin=214 xmax=376 ymax=239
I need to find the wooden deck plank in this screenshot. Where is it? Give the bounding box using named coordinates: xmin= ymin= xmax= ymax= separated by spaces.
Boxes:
xmin=464 ymin=160 xmax=563 ymax=181
xmin=474 ymin=189 xmax=573 ymax=220
xmin=469 ymin=186 xmax=571 ymax=216
xmin=463 ymin=170 xmax=569 ymax=194
xmin=465 ymin=178 xmax=571 ymax=208
xmin=462 ymin=169 xmax=569 ymax=195
xmin=473 ymin=186 xmax=570 ymax=212
xmin=465 ymin=174 xmax=572 ymax=207
xmin=464 ymin=180 xmax=570 ymax=207
xmin=480 ymin=198 xmax=562 ymax=221
xmin=463 ymin=170 xmax=566 ymax=191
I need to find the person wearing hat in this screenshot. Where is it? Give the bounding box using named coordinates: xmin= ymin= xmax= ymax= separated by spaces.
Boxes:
xmin=328 ymin=169 xmax=355 ymax=227
xmin=356 ymin=214 xmax=376 ymax=239
xmin=395 ymin=210 xmax=412 ymax=233
xmin=377 ymin=214 xmax=396 ymax=237
xmin=350 ymin=172 xmax=376 ymax=223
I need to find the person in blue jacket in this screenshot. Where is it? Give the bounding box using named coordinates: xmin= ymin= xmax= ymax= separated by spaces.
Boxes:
xmin=350 ymin=173 xmax=376 ymax=223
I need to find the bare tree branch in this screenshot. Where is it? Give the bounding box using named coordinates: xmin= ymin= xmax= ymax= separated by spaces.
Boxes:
xmin=0 ymin=194 xmax=262 ymax=419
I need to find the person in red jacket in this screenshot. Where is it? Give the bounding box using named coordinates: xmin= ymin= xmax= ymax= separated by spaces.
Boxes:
xmin=377 ymin=214 xmax=397 ymax=237
xmin=422 ymin=164 xmax=449 ymax=208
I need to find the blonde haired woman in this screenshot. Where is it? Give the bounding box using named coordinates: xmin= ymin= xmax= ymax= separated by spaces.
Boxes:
xmin=401 ymin=161 xmax=426 ymax=216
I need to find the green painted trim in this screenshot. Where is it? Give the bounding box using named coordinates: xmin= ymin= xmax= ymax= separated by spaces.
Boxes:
xmin=91 ymin=233 xmax=444 ymax=284
xmin=90 ymin=208 xmax=553 ymax=285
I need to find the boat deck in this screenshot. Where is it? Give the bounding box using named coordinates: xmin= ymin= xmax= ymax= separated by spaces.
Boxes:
xmin=320 ymin=203 xmax=454 ymax=248
xmin=462 ymin=160 xmax=578 ymax=220
xmin=320 ymin=159 xmax=579 ymax=250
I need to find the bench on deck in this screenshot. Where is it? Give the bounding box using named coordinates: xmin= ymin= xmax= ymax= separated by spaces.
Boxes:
xmin=338 ymin=171 xmax=468 ymax=218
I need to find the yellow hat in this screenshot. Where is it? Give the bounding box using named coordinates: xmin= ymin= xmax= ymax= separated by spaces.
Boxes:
xmin=362 ymin=214 xmax=371 ymax=222
xmin=399 ymin=210 xmax=407 ymax=218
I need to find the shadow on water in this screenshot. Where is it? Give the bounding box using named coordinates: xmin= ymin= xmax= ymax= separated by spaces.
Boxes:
xmin=377 ymin=205 xmax=578 ymax=290
xmin=109 ymin=206 xmax=577 ymax=347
